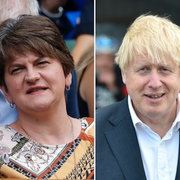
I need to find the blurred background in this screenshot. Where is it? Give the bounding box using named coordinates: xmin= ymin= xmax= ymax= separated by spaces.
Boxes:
xmin=96 ymin=0 xmax=180 ymax=109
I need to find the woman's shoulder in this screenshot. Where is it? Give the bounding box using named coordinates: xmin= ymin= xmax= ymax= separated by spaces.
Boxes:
xmin=0 ymin=125 xmax=16 ymax=137
xmin=0 ymin=125 xmax=23 ymax=144
xmin=80 ymin=117 xmax=94 ymax=138
xmin=81 ymin=117 xmax=94 ymax=130
xmin=82 ymin=117 xmax=94 ymax=125
xmin=0 ymin=125 xmax=23 ymax=160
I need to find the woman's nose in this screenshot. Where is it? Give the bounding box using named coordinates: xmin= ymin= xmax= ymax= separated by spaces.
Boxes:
xmin=25 ymin=68 xmax=40 ymax=83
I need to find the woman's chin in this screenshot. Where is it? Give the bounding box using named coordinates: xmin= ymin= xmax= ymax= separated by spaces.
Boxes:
xmin=26 ymin=101 xmax=52 ymax=112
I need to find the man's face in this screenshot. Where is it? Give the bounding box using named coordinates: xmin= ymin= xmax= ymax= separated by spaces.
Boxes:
xmin=122 ymin=52 xmax=180 ymax=122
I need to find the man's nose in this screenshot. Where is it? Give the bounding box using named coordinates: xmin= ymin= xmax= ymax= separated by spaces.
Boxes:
xmin=148 ymin=70 xmax=162 ymax=89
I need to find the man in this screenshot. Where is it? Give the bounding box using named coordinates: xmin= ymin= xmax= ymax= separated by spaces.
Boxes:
xmin=96 ymin=14 xmax=180 ymax=180
xmin=0 ymin=0 xmax=79 ymax=126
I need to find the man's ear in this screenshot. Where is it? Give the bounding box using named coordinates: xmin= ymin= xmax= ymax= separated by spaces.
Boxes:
xmin=121 ymin=69 xmax=127 ymax=84
xmin=0 ymin=86 xmax=13 ymax=103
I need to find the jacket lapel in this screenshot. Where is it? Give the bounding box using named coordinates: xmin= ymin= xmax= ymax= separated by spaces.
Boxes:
xmin=175 ymin=129 xmax=180 ymax=179
xmin=105 ymin=97 xmax=146 ymax=180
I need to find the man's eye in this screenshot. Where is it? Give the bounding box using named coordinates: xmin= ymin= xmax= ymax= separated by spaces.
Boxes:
xmin=139 ymin=67 xmax=149 ymax=71
xmin=161 ymin=68 xmax=168 ymax=71
xmin=137 ymin=67 xmax=150 ymax=75
xmin=159 ymin=67 xmax=169 ymax=73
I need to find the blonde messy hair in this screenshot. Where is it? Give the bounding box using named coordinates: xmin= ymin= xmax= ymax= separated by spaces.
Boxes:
xmin=115 ymin=14 xmax=180 ymax=72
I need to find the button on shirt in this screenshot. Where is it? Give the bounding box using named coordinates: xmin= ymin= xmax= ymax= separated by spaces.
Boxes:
xmin=128 ymin=95 xmax=180 ymax=180
xmin=0 ymin=90 xmax=18 ymax=125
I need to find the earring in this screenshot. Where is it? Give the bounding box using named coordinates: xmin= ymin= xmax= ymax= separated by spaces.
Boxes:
xmin=66 ymin=85 xmax=70 ymax=91
xmin=10 ymin=102 xmax=14 ymax=108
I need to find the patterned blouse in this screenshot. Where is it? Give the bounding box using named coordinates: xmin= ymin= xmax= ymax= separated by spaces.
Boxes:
xmin=0 ymin=117 xmax=94 ymax=179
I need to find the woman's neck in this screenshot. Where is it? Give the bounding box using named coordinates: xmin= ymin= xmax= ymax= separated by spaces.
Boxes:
xmin=11 ymin=111 xmax=81 ymax=145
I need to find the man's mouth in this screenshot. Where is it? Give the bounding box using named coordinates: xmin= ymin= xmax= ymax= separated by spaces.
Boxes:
xmin=27 ymin=88 xmax=47 ymax=94
xmin=145 ymin=93 xmax=165 ymax=99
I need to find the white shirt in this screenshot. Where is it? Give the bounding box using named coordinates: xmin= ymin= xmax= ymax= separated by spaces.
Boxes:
xmin=128 ymin=94 xmax=180 ymax=180
xmin=0 ymin=90 xmax=18 ymax=125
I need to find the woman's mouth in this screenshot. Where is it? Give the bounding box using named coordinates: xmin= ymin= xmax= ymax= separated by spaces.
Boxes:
xmin=27 ymin=87 xmax=47 ymax=94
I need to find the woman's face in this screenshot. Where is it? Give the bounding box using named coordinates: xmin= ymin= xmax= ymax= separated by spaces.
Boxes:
xmin=2 ymin=51 xmax=72 ymax=114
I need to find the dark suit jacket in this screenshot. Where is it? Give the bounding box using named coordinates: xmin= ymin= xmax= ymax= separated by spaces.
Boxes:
xmin=96 ymin=97 xmax=180 ymax=180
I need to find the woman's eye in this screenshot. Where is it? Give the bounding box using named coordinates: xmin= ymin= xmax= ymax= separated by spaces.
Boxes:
xmin=37 ymin=61 xmax=48 ymax=65
xmin=11 ymin=68 xmax=22 ymax=74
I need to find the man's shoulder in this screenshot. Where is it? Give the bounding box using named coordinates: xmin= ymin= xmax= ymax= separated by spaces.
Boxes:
xmin=96 ymin=97 xmax=128 ymax=125
xmin=96 ymin=97 xmax=127 ymax=117
xmin=96 ymin=101 xmax=121 ymax=115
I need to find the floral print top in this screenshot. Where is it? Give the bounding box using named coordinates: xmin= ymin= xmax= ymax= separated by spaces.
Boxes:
xmin=0 ymin=118 xmax=94 ymax=179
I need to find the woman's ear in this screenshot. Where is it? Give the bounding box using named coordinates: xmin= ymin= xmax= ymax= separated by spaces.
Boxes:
xmin=0 ymin=86 xmax=13 ymax=103
xmin=65 ymin=73 xmax=72 ymax=88
xmin=121 ymin=69 xmax=127 ymax=84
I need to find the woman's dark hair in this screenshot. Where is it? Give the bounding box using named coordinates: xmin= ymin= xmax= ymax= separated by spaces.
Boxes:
xmin=0 ymin=15 xmax=74 ymax=87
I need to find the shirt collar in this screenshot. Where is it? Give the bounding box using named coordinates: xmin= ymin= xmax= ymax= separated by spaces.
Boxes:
xmin=128 ymin=94 xmax=180 ymax=131
xmin=173 ymin=94 xmax=180 ymax=131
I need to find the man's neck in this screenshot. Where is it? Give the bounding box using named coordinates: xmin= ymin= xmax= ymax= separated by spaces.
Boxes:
xmin=129 ymin=95 xmax=179 ymax=138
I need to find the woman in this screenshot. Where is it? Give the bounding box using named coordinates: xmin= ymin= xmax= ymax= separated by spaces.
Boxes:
xmin=76 ymin=45 xmax=94 ymax=118
xmin=0 ymin=15 xmax=94 ymax=179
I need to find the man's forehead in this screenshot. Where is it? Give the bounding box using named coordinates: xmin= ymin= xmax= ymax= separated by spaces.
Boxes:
xmin=132 ymin=50 xmax=174 ymax=65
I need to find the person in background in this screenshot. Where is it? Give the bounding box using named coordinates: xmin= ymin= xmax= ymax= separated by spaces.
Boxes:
xmin=0 ymin=15 xmax=94 ymax=179
xmin=96 ymin=35 xmax=127 ymax=109
xmin=76 ymin=44 xmax=94 ymax=118
xmin=0 ymin=0 xmax=39 ymax=126
xmin=38 ymin=0 xmax=83 ymax=40
xmin=71 ymin=0 xmax=94 ymax=65
xmin=96 ymin=14 xmax=180 ymax=180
